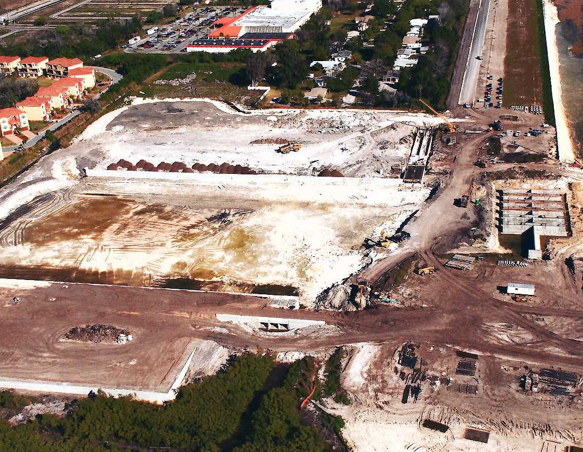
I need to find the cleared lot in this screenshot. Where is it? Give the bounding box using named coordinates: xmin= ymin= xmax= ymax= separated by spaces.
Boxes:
xmin=503 ymin=0 xmax=545 ymax=107
xmin=0 ymin=100 xmax=439 ymax=303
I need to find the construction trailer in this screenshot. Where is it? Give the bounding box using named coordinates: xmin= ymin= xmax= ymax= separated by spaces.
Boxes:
xmin=507 ymin=283 xmax=535 ymax=296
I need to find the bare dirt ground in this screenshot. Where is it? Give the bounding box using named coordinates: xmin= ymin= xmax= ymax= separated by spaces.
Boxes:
xmin=328 ymin=342 xmax=583 ymax=452
xmin=503 ymin=0 xmax=545 ymax=107
xmin=0 ymin=100 xmax=438 ymax=303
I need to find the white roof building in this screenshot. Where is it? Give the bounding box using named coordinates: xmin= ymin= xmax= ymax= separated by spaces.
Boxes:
xmin=507 ymin=283 xmax=535 ymax=296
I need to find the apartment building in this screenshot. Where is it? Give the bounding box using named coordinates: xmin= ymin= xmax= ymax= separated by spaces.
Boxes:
xmin=68 ymin=67 xmax=96 ymax=89
xmin=16 ymin=97 xmax=51 ymax=121
xmin=46 ymin=57 xmax=83 ymax=78
xmin=0 ymin=108 xmax=29 ymax=136
xmin=17 ymin=56 xmax=49 ymax=78
xmin=36 ymin=85 xmax=70 ymax=109
xmin=0 ymin=56 xmax=21 ymax=75
xmin=53 ymin=77 xmax=84 ymax=99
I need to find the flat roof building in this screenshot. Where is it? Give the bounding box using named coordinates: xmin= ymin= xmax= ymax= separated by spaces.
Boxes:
xmin=507 ymin=283 xmax=535 ymax=296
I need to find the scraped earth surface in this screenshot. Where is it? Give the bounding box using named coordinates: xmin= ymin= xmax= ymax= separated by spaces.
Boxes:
xmin=0 ymin=99 xmax=437 ymax=302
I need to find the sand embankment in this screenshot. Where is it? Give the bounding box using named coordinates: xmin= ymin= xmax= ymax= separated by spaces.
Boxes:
xmin=542 ymin=0 xmax=576 ymax=162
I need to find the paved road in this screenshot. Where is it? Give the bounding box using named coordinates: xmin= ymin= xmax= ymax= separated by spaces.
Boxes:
xmin=2 ymin=67 xmax=122 ymax=155
xmin=458 ymin=0 xmax=491 ymax=105
xmin=3 ymin=0 xmax=68 ymax=21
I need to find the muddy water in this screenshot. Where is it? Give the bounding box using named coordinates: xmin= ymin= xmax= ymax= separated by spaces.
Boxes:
xmin=0 ymin=265 xmax=299 ymax=296
xmin=556 ymin=19 xmax=583 ymax=158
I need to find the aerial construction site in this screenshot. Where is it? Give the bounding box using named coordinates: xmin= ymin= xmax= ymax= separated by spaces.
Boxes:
xmin=0 ymin=94 xmax=582 ymax=451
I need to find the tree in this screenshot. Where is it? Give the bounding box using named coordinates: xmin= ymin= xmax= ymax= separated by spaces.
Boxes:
xmin=246 ymin=52 xmax=275 ymax=86
xmin=163 ymin=4 xmax=178 ymax=17
xmin=34 ymin=16 xmax=48 ymax=26
xmin=82 ymin=98 xmax=100 ymax=115
xmin=270 ymin=40 xmax=309 ymax=89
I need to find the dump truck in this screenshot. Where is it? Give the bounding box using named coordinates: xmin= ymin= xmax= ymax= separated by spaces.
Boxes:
xmin=416 ymin=266 xmax=435 ymax=275
xmin=277 ymin=142 xmax=302 ymax=154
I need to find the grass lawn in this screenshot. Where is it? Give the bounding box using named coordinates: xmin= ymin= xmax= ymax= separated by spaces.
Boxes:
xmin=28 ymin=121 xmax=49 ymax=134
xmin=1 ymin=137 xmax=14 ymax=147
xmin=36 ymin=77 xmax=53 ymax=88
xmin=157 ymin=62 xmax=245 ymax=83
xmin=329 ymin=10 xmax=362 ymax=33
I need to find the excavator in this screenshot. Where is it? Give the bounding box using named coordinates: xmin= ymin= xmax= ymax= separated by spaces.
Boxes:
xmin=364 ymin=232 xmax=391 ymax=248
xmin=419 ymin=98 xmax=455 ymax=133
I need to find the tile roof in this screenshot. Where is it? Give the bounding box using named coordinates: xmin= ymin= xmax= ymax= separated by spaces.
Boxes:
xmin=16 ymin=96 xmax=50 ymax=107
xmin=53 ymin=78 xmax=82 ymax=87
xmin=68 ymin=67 xmax=94 ymax=76
xmin=47 ymin=57 xmax=83 ymax=67
xmin=0 ymin=56 xmax=20 ymax=64
xmin=20 ymin=56 xmax=48 ymax=64
xmin=36 ymin=86 xmax=69 ymax=97
xmin=0 ymin=108 xmax=25 ymax=117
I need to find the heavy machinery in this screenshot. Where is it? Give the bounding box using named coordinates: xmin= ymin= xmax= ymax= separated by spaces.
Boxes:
xmin=364 ymin=232 xmax=391 ymax=248
xmin=277 ymin=142 xmax=302 ymax=154
xmin=459 ymin=195 xmax=469 ymax=208
xmin=415 ymin=266 xmax=436 ymax=275
xmin=419 ymin=98 xmax=455 ymax=133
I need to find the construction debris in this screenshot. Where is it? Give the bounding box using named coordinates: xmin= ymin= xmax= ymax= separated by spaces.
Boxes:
xmin=445 ymin=254 xmax=476 ymax=271
xmin=63 ymin=324 xmax=133 ymax=344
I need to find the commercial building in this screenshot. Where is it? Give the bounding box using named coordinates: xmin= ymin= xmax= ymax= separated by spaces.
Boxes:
xmin=46 ymin=57 xmax=83 ymax=78
xmin=36 ymin=85 xmax=70 ymax=109
xmin=68 ymin=67 xmax=96 ymax=89
xmin=17 ymin=56 xmax=49 ymax=78
xmin=0 ymin=108 xmax=29 ymax=136
xmin=0 ymin=56 xmax=21 ymax=75
xmin=507 ymin=283 xmax=535 ymax=296
xmin=15 ymin=97 xmax=51 ymax=121
xmin=188 ymin=0 xmax=321 ymax=53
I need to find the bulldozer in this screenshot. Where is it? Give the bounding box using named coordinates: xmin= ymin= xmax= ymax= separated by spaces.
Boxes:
xmin=415 ymin=266 xmax=435 ymax=276
xmin=277 ymin=142 xmax=302 ymax=154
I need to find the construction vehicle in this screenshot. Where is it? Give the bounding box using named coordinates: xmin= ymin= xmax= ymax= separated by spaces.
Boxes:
xmin=277 ymin=142 xmax=302 ymax=154
xmin=459 ymin=195 xmax=469 ymax=208
xmin=419 ymin=98 xmax=455 ymax=133
xmin=415 ymin=266 xmax=435 ymax=275
xmin=364 ymin=232 xmax=391 ymax=248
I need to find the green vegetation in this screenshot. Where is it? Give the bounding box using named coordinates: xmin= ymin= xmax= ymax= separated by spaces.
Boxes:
xmin=0 ymin=76 xmax=39 ymax=109
xmin=0 ymin=354 xmax=337 ymax=452
xmin=159 ymin=61 xmax=247 ymax=84
xmin=323 ymin=348 xmax=351 ymax=405
xmin=534 ymin=0 xmax=555 ymax=125
xmin=0 ymin=19 xmax=142 ymax=61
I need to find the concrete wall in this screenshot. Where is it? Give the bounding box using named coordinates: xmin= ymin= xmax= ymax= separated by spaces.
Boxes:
xmin=216 ymin=313 xmax=325 ymax=330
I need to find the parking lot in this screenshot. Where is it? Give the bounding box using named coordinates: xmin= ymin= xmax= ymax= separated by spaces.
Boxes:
xmin=126 ymin=6 xmax=247 ymax=54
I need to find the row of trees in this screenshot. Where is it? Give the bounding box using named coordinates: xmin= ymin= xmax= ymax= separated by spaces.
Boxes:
xmin=0 ymin=354 xmax=344 ymax=452
xmin=0 ymin=19 xmax=142 ymax=61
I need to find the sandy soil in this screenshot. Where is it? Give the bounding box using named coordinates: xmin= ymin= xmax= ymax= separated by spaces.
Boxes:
xmin=0 ymin=99 xmax=437 ymax=303
xmin=543 ymin=0 xmax=577 ymax=162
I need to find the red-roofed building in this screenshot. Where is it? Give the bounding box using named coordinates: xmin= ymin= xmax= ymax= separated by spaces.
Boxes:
xmin=17 ymin=56 xmax=49 ymax=78
xmin=16 ymin=97 xmax=51 ymax=121
xmin=36 ymin=85 xmax=70 ymax=109
xmin=208 ymin=25 xmax=243 ymax=38
xmin=0 ymin=108 xmax=29 ymax=136
xmin=46 ymin=57 xmax=83 ymax=78
xmin=0 ymin=56 xmax=21 ymax=75
xmin=53 ymin=77 xmax=84 ymax=98
xmin=68 ymin=66 xmax=96 ymax=89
